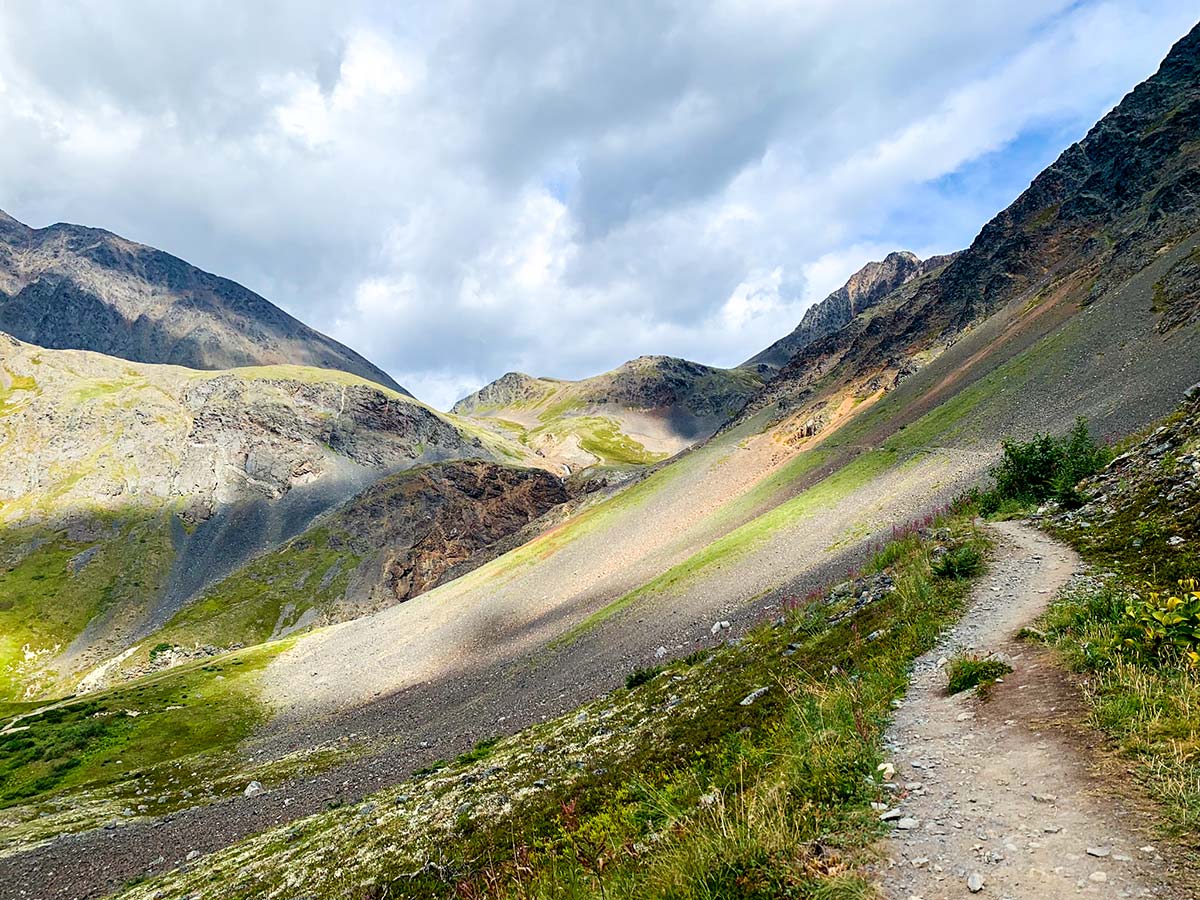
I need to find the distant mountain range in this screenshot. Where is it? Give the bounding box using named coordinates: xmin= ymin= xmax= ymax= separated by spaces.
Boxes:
xmin=452 ymin=356 xmax=762 ymax=473
xmin=0 ymin=210 xmax=407 ymax=394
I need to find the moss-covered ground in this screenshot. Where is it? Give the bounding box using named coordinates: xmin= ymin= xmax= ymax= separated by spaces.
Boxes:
xmin=0 ymin=640 xmax=334 ymax=852
xmin=0 ymin=512 xmax=175 ymax=700
xmin=114 ymin=503 xmax=989 ymax=899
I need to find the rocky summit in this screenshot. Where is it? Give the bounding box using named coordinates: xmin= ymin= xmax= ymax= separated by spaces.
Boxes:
xmin=0 ymin=209 xmax=406 ymax=393
xmin=741 ymin=250 xmax=956 ymax=374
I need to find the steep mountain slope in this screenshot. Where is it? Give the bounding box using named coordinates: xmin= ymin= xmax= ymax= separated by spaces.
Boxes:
xmin=0 ymin=333 xmax=517 ymax=699
xmin=748 ymin=21 xmax=1200 ymax=426
xmin=0 ymin=210 xmax=406 ymax=394
xmin=741 ymin=250 xmax=955 ymax=373
xmin=245 ymin=19 xmax=1200 ymax=758
xmin=452 ymin=355 xmax=762 ymax=472
xmin=92 ymin=460 xmax=569 ymax=688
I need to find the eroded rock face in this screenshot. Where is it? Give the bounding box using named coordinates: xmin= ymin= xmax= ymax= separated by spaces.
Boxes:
xmin=338 ymin=461 xmax=570 ymax=606
xmin=0 ymin=210 xmax=406 ymax=393
xmin=0 ymin=335 xmax=481 ymax=527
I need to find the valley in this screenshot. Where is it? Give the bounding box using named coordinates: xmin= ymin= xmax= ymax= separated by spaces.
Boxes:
xmin=1 ymin=14 xmax=1200 ymax=900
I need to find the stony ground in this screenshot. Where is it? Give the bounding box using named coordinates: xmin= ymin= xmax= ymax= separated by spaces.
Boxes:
xmin=874 ymin=521 xmax=1194 ymax=899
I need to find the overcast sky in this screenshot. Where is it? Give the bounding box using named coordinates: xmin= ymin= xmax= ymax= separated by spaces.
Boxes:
xmin=0 ymin=2 xmax=1195 ymax=409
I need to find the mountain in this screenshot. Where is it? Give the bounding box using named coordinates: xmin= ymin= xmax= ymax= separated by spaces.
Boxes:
xmin=7 ymin=22 xmax=1200 ymax=899
xmin=0 ymin=332 xmax=514 ymax=698
xmin=452 ymin=356 xmax=763 ymax=472
xmin=741 ymin=250 xmax=955 ymax=373
xmin=82 ymin=459 xmax=570 ymax=691
xmin=0 ymin=210 xmax=407 ymax=394
xmin=749 ymin=21 xmax=1200 ymax=424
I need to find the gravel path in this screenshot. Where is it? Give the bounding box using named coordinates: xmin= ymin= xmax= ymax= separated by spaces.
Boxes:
xmin=876 ymin=520 xmax=1193 ymax=899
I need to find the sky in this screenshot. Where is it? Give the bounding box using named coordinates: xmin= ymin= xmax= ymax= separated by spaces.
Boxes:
xmin=0 ymin=2 xmax=1196 ymax=409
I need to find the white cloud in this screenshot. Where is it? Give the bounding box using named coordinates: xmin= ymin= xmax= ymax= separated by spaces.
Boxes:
xmin=0 ymin=1 xmax=1195 ymax=410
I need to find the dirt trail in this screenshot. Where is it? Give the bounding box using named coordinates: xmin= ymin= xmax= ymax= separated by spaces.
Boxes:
xmin=876 ymin=520 xmax=1192 ymax=899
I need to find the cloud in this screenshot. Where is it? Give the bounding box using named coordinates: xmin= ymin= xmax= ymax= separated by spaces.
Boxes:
xmin=0 ymin=1 xmax=1195 ymax=409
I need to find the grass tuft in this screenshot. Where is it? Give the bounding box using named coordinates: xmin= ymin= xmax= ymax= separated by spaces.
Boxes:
xmin=945 ymin=654 xmax=1012 ymax=695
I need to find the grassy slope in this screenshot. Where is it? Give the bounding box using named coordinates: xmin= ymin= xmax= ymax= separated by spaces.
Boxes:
xmin=147 ymin=527 xmax=361 ymax=651
xmin=462 ymin=364 xmax=762 ymax=468
xmin=1032 ymin=402 xmax=1200 ymax=835
xmin=0 ymin=512 xmax=175 ymax=700
xmin=556 ymin=449 xmax=899 ymax=645
xmin=0 ymin=640 xmax=313 ymax=851
xmin=114 ymin=506 xmax=989 ymax=900
xmin=0 ymin=339 xmax=532 ymax=701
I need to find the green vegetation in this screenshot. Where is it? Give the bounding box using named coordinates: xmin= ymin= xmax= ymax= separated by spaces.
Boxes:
xmin=944 ymin=654 xmax=1012 ymax=695
xmin=930 ymin=545 xmax=984 ymax=580
xmin=1039 ymin=577 xmax=1200 ymax=832
xmin=0 ymin=512 xmax=175 ymax=700
xmin=705 ymin=446 xmax=836 ymax=531
xmin=557 ymin=450 xmax=899 ymax=646
xmin=624 ymin=665 xmax=665 ymax=690
xmin=455 ymin=737 xmax=500 ymax=767
xmin=1036 ymin=400 xmax=1200 ymax=833
xmin=1123 ymin=579 xmax=1200 ymax=666
xmin=525 ymin=415 xmax=668 ymax=466
xmin=117 ymin=505 xmax=990 ymax=900
xmin=0 ymin=641 xmax=283 ymax=812
xmin=979 ymin=417 xmax=1110 ymax=516
xmin=150 ymin=527 xmax=360 ymax=652
xmin=0 ymin=368 xmax=38 ymax=415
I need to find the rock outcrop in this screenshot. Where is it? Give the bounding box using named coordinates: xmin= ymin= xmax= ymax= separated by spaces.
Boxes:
xmin=0 ymin=210 xmax=406 ymax=393
xmin=328 ymin=461 xmax=568 ymax=608
xmin=0 ymin=333 xmax=501 ymax=696
xmin=0 ymin=333 xmax=476 ymax=527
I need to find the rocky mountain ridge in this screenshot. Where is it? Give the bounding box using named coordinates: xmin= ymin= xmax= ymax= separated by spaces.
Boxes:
xmin=0 ymin=209 xmax=406 ymax=394
xmin=742 ymin=250 xmax=955 ymax=373
xmin=0 ymin=332 xmax=506 ymax=698
xmin=740 ymin=22 xmax=1200 ymax=432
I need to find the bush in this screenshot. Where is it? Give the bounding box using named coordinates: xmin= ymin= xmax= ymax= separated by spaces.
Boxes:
xmin=931 ymin=546 xmax=984 ymax=580
xmin=945 ymin=654 xmax=1012 ymax=695
xmin=984 ymin=417 xmax=1110 ymax=514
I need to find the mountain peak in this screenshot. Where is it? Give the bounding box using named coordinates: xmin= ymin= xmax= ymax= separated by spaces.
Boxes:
xmin=0 ymin=210 xmax=408 ymax=395
xmin=742 ymin=249 xmax=933 ymax=372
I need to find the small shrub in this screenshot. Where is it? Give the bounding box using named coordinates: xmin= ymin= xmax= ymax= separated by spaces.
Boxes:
xmin=456 ymin=737 xmax=500 ymax=766
xmin=984 ymin=417 xmax=1110 ymax=515
xmin=149 ymin=642 xmax=173 ymax=659
xmin=931 ymin=546 xmax=984 ymax=580
xmin=945 ymin=654 xmax=1012 ymax=695
xmin=625 ymin=665 xmax=665 ymax=690
xmin=1122 ymin=578 xmax=1200 ymax=665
